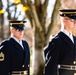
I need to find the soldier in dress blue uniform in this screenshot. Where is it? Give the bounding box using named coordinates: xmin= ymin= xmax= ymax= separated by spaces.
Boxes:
xmin=45 ymin=9 xmax=76 ymax=75
xmin=0 ymin=21 xmax=30 ymax=75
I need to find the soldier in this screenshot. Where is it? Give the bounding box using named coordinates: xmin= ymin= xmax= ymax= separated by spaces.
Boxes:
xmin=0 ymin=21 xmax=30 ymax=75
xmin=45 ymin=9 xmax=76 ymax=75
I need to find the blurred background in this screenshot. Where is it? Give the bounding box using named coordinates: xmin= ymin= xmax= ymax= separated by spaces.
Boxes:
xmin=0 ymin=0 xmax=76 ymax=75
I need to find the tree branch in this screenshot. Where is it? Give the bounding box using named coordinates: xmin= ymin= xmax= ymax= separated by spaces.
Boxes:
xmin=26 ymin=0 xmax=43 ymax=31
xmin=35 ymin=0 xmax=41 ymax=6
xmin=21 ymin=0 xmax=33 ymax=27
xmin=41 ymin=0 xmax=49 ymax=26
xmin=43 ymin=0 xmax=49 ymax=12
xmin=30 ymin=4 xmax=42 ymax=31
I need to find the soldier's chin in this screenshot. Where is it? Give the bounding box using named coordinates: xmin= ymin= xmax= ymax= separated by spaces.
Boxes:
xmin=19 ymin=37 xmax=23 ymax=40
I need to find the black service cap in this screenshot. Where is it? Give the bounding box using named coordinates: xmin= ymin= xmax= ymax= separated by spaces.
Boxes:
xmin=9 ymin=20 xmax=26 ymax=31
xmin=59 ymin=9 xmax=76 ymax=19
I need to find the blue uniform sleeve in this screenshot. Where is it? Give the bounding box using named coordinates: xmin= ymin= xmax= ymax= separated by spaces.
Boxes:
xmin=0 ymin=41 xmax=10 ymax=75
xmin=45 ymin=38 xmax=61 ymax=75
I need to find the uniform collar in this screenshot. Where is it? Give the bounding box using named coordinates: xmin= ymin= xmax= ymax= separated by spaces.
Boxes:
xmin=11 ymin=35 xmax=22 ymax=43
xmin=61 ymin=29 xmax=72 ymax=37
xmin=61 ymin=29 xmax=74 ymax=43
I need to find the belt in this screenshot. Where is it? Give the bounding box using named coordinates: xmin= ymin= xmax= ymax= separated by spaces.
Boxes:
xmin=58 ymin=64 xmax=76 ymax=70
xmin=11 ymin=71 xmax=28 ymax=75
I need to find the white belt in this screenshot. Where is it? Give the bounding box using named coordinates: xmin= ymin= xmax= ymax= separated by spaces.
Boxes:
xmin=58 ymin=64 xmax=76 ymax=70
xmin=11 ymin=71 xmax=28 ymax=75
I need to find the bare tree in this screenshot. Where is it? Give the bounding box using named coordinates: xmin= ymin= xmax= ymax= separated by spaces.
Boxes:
xmin=21 ymin=0 xmax=61 ymax=75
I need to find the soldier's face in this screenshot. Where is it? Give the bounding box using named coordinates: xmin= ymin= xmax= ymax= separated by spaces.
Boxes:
xmin=62 ymin=17 xmax=75 ymax=32
xmin=11 ymin=27 xmax=24 ymax=40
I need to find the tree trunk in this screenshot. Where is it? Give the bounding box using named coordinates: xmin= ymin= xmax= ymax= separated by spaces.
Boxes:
xmin=32 ymin=28 xmax=45 ymax=75
xmin=32 ymin=48 xmax=44 ymax=75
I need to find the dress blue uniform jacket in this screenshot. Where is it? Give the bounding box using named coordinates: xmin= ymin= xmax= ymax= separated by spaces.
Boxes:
xmin=45 ymin=31 xmax=76 ymax=75
xmin=0 ymin=38 xmax=30 ymax=75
